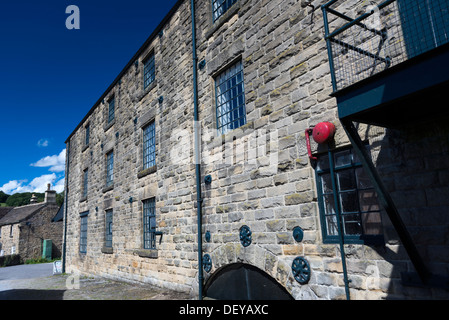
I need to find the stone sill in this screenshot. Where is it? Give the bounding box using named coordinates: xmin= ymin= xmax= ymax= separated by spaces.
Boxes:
xmin=104 ymin=119 xmax=115 ymax=132
xmin=206 ymin=120 xmax=254 ymax=150
xmin=102 ymin=184 xmax=114 ymax=193
xmin=79 ymin=196 xmax=87 ymax=203
xmin=82 ymin=144 xmax=89 ymax=153
xmin=134 ymin=248 xmax=158 ymax=259
xmin=205 ymin=3 xmax=241 ymax=40
xmin=101 ymin=246 xmax=113 ymax=254
xmin=137 ymin=165 xmax=157 ymax=179
xmin=137 ymin=80 xmax=157 ymax=103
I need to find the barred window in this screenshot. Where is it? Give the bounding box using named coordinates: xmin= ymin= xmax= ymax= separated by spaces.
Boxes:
xmin=82 ymin=168 xmax=88 ymax=198
xmin=212 ymin=0 xmax=238 ymax=22
xmin=85 ymin=124 xmax=90 ymax=146
xmin=105 ymin=209 xmax=113 ymax=248
xmin=143 ymin=53 xmax=155 ymax=89
xmin=143 ymin=121 xmax=156 ymax=170
xmin=79 ymin=212 xmax=89 ymax=253
xmin=316 ymin=146 xmax=383 ymax=245
xmin=142 ymin=198 xmax=156 ymax=250
xmin=215 ymin=60 xmax=246 ymax=135
xmin=106 ymin=151 xmax=114 ymax=187
xmin=108 ymin=97 xmax=115 ymax=124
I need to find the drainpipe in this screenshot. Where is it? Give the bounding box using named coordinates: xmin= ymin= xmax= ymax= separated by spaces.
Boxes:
xmin=62 ymin=140 xmax=70 ymax=274
xmin=190 ymin=0 xmax=204 ymax=300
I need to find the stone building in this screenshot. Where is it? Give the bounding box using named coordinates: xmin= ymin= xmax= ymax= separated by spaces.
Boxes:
xmin=0 ymin=185 xmax=62 ymax=261
xmin=63 ymin=0 xmax=449 ymax=299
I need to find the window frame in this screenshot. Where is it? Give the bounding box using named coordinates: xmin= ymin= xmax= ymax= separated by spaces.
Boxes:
xmin=212 ymin=0 xmax=239 ymax=22
xmin=82 ymin=168 xmax=88 ymax=199
xmin=315 ymin=145 xmax=384 ymax=245
xmin=106 ymin=150 xmax=114 ymax=187
xmin=79 ymin=211 xmax=89 ymax=253
xmin=143 ymin=52 xmax=155 ymax=90
xmin=142 ymin=198 xmax=157 ymax=250
xmin=105 ymin=209 xmax=113 ymax=248
xmin=108 ymin=96 xmax=115 ymax=124
xmin=142 ymin=121 xmax=156 ymax=170
xmin=215 ymin=60 xmax=246 ymax=135
xmin=85 ymin=124 xmax=90 ymax=146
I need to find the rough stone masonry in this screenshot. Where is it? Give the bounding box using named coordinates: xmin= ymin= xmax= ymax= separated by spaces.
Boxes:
xmin=63 ymin=0 xmax=449 ymax=300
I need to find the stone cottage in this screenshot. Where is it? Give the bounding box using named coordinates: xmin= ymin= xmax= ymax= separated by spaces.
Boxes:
xmin=63 ymin=0 xmax=449 ymax=299
xmin=0 ymin=185 xmax=62 ymax=261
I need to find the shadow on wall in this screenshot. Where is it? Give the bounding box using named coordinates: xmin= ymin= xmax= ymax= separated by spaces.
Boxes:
xmin=373 ymin=113 xmax=449 ymax=298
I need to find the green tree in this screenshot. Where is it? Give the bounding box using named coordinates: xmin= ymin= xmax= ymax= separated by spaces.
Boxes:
xmin=56 ymin=191 xmax=64 ymax=206
xmin=0 ymin=191 xmax=9 ymax=203
xmin=5 ymin=192 xmax=45 ymax=207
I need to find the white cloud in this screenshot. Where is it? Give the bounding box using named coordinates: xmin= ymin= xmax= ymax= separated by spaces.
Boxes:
xmin=0 ymin=174 xmax=64 ymax=195
xmin=30 ymin=149 xmax=66 ymax=172
xmin=0 ymin=149 xmax=67 ymax=196
xmin=37 ymin=139 xmax=49 ymax=147
xmin=0 ymin=180 xmax=29 ymax=194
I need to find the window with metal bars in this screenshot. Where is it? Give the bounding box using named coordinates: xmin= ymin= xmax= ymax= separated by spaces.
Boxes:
xmin=142 ymin=198 xmax=156 ymax=250
xmin=212 ymin=0 xmax=238 ymax=22
xmin=316 ymin=146 xmax=384 ymax=245
xmin=106 ymin=151 xmax=114 ymax=187
xmin=79 ymin=212 xmax=89 ymax=253
xmin=215 ymin=60 xmax=246 ymax=135
xmin=82 ymin=168 xmax=88 ymax=198
xmin=143 ymin=53 xmax=155 ymax=89
xmin=85 ymin=124 xmax=90 ymax=146
xmin=143 ymin=121 xmax=156 ymax=169
xmin=105 ymin=209 xmax=113 ymax=248
xmin=108 ymin=97 xmax=115 ymax=124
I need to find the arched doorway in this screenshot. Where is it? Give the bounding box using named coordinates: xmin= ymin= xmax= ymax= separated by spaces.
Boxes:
xmin=204 ymin=263 xmax=294 ymax=300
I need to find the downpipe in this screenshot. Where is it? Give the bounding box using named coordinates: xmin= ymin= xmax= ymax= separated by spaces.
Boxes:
xmin=190 ymin=0 xmax=204 ymax=300
xmin=62 ymin=140 xmax=70 ymax=273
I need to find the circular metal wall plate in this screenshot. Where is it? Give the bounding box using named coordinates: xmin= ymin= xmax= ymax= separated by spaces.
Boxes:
xmin=293 ymin=226 xmax=304 ymax=242
xmin=292 ymin=257 xmax=311 ymax=284
xmin=203 ymin=254 xmax=212 ymax=273
xmin=239 ymin=225 xmax=252 ymax=247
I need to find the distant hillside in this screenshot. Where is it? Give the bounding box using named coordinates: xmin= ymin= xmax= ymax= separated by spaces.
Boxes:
xmin=0 ymin=191 xmax=64 ymax=207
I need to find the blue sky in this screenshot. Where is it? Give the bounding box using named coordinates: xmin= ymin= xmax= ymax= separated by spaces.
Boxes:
xmin=0 ymin=0 xmax=179 ymax=195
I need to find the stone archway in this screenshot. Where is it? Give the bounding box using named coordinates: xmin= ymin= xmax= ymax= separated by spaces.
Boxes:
xmin=204 ymin=263 xmax=294 ymax=300
xmin=201 ymin=243 xmax=296 ymax=300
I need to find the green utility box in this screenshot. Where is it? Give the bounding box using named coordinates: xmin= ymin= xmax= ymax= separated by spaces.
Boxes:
xmin=42 ymin=239 xmax=52 ymax=260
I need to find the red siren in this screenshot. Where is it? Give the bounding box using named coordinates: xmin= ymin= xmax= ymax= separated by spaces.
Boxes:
xmin=312 ymin=122 xmax=336 ymax=144
xmin=305 ymin=122 xmax=336 ymax=162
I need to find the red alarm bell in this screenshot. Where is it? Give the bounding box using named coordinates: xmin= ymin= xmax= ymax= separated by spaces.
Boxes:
xmin=305 ymin=122 xmax=336 ymax=162
xmin=312 ymin=122 xmax=336 ymax=144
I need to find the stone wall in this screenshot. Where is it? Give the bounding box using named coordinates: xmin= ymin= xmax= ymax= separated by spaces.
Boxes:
xmin=18 ymin=204 xmax=62 ymax=262
xmin=0 ymin=224 xmax=20 ymax=256
xmin=64 ymin=0 xmax=449 ymax=299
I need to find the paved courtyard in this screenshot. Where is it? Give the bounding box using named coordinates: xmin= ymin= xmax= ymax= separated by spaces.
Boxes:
xmin=0 ymin=263 xmax=191 ymax=300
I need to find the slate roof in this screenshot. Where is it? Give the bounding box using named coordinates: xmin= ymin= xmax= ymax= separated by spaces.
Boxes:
xmin=0 ymin=207 xmax=13 ymax=220
xmin=0 ymin=203 xmax=47 ymax=226
xmin=52 ymin=203 xmax=64 ymax=222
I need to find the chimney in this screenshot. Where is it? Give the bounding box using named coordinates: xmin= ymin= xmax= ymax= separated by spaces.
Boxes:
xmin=30 ymin=194 xmax=38 ymax=204
xmin=44 ymin=183 xmax=56 ymax=204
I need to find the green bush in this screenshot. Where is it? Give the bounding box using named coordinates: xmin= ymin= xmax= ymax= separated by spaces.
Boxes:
xmin=0 ymin=254 xmax=22 ymax=267
xmin=24 ymin=257 xmax=56 ymax=264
